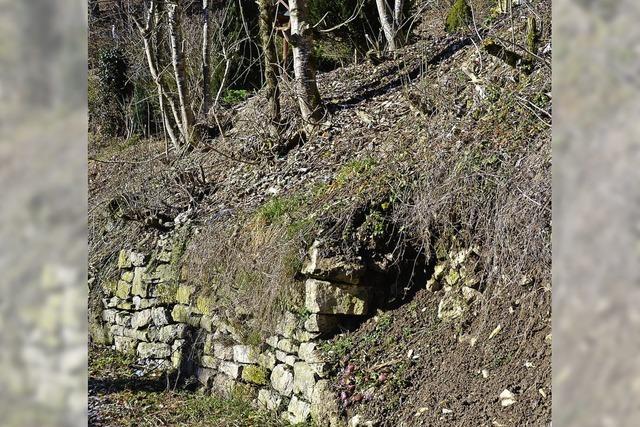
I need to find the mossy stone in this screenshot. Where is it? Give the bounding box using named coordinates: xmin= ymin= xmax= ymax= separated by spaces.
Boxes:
xmin=102 ymin=280 xmax=118 ymax=296
xmin=176 ymin=285 xmax=195 ymax=304
xmin=196 ymin=295 xmax=215 ymax=316
xmin=118 ymin=249 xmax=132 ymax=269
xmin=241 ymin=365 xmax=269 ymax=385
xmin=121 ymin=270 xmax=134 ymax=283
xmin=115 ymin=280 xmax=131 ymax=299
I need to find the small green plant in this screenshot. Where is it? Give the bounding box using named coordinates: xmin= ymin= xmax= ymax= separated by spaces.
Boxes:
xmin=445 ymin=0 xmax=472 ymax=34
xmin=256 ymin=195 xmax=304 ymax=225
xmin=335 ymin=158 xmax=376 ymax=186
xmin=222 ymin=89 xmax=250 ymax=105
xmin=322 ymin=335 xmax=354 ymax=358
xmin=377 ymin=312 xmax=393 ymax=329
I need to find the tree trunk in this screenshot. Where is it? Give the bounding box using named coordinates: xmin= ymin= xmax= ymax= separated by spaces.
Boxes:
xmin=202 ymin=0 xmax=211 ymax=116
xmin=393 ymin=0 xmax=404 ymax=43
xmin=258 ymin=0 xmax=281 ymax=125
xmin=289 ymin=0 xmax=324 ymax=125
xmin=376 ymin=0 xmax=396 ymax=52
xmin=168 ymin=1 xmax=196 ymax=146
xmin=137 ymin=0 xmax=180 ymax=150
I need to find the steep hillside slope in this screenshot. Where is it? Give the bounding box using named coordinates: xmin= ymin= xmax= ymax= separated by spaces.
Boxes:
xmin=89 ymin=2 xmax=551 ymax=425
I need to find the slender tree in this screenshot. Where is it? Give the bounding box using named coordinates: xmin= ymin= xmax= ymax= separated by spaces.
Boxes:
xmin=393 ymin=0 xmax=404 ymax=43
xmin=288 ymin=0 xmax=324 ymax=125
xmin=258 ymin=0 xmax=281 ymax=125
xmin=202 ymin=0 xmax=212 ymax=115
xmin=167 ymin=1 xmax=196 ymax=146
xmin=376 ymin=0 xmax=396 ymax=52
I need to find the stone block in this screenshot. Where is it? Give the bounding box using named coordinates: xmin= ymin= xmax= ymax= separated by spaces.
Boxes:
xmin=303 ymin=241 xmax=366 ymax=285
xmin=271 ymin=364 xmax=294 ymax=397
xmin=114 ymin=336 xmax=137 ymax=355
xmin=275 ymin=311 xmax=299 ymax=338
xmin=258 ymin=388 xmax=283 ymax=411
xmin=276 ymin=350 xmax=297 ymax=366
xmin=118 ymin=249 xmax=132 ymax=269
xmin=293 ymin=362 xmax=317 ymax=401
xmin=172 ymin=339 xmax=185 ymax=368
xmin=258 ymin=350 xmax=277 ymax=370
xmin=176 ymin=285 xmax=195 ymax=305
xmin=132 ymin=296 xmax=159 ymax=310
xmin=137 ymin=342 xmax=171 ymax=359
xmin=219 ymin=361 xmax=242 ymax=379
xmin=211 ymin=374 xmax=235 ymax=398
xmin=131 ymin=309 xmax=152 ymax=329
xmin=196 ymin=367 xmax=217 ymax=387
xmin=114 ymin=311 xmax=131 ymax=327
xmin=151 ymin=307 xmax=171 ymax=326
xmin=121 ymin=270 xmax=134 ymax=283
xmin=101 ymin=309 xmax=117 ymax=323
xmin=233 ymin=345 xmax=259 ymax=364
xmin=148 ymin=324 xmax=188 ymax=343
xmin=201 ymin=355 xmax=219 ymax=369
xmin=286 ymin=395 xmax=312 ymax=425
xmin=241 ymin=365 xmax=269 ymax=385
xmin=305 ymin=279 xmax=370 ymax=315
xmin=298 ymin=342 xmax=325 ymax=364
xmin=311 ymin=379 xmax=344 ymax=427
xmin=131 ymin=267 xmax=148 ymax=297
xmin=277 ymin=338 xmax=299 ymax=354
xmin=129 ymin=251 xmax=147 ymax=267
xmin=213 ymin=342 xmax=234 ymax=360
xmin=115 ymin=281 xmax=132 ymax=299
xmin=171 ymin=305 xmax=201 ymax=327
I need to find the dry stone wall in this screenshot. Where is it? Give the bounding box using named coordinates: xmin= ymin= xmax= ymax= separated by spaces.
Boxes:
xmin=95 ymin=237 xmax=377 ymax=426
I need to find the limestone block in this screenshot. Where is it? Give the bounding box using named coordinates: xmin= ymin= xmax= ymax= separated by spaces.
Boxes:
xmin=121 ymin=270 xmax=134 ymax=283
xmin=271 ymin=364 xmax=294 ymax=396
xmin=131 ymin=309 xmax=153 ymax=329
xmin=294 ymin=329 xmax=321 ymax=342
xmin=277 ymin=338 xmax=299 ymax=354
xmin=233 ymin=345 xmax=259 ymax=364
xmin=276 ymin=350 xmax=297 ymax=366
xmin=172 ymin=339 xmax=185 ymax=368
xmin=219 ymin=361 xmax=242 ymax=379
xmin=111 ymin=326 xmax=148 ymax=342
xmin=241 ymin=365 xmax=269 ymax=385
xmin=132 ymin=296 xmax=160 ymax=310
xmin=211 ymin=373 xmax=235 ymax=398
xmin=148 ymin=324 xmax=188 ymax=343
xmin=305 ymin=279 xmax=370 ymax=315
xmin=213 ymin=342 xmax=234 ymax=360
xmin=196 ymin=367 xmax=217 ymax=387
xmin=131 ymin=267 xmax=148 ymax=297
xmin=258 ymin=388 xmax=283 ymax=411
xmin=258 ymin=350 xmax=277 ymax=370
xmin=437 ymin=293 xmax=467 ymax=322
xmin=275 ymin=311 xmax=299 ymax=338
xmin=114 ymin=336 xmax=137 ymax=355
xmin=115 ymin=300 xmax=134 ymax=310
xmin=311 ymin=379 xmax=344 ymax=427
xmin=200 ymin=355 xmax=219 ymax=369
xmin=176 ymin=285 xmax=195 ymax=305
xmin=151 ymin=307 xmax=171 ymax=326
xmin=196 ymin=295 xmax=215 ymax=316
xmin=298 ymin=342 xmax=325 ymax=364
xmin=293 ymin=362 xmax=317 ymax=401
xmin=286 ymin=395 xmax=312 ymax=425
xmin=115 ymin=281 xmax=132 ymax=299
xmin=114 ymin=311 xmax=131 ymax=327
xmin=266 ymin=335 xmax=279 ymax=348
xmin=101 ymin=309 xmax=117 ymax=323
xmin=129 ymin=251 xmax=147 ymax=267
xmin=118 ymin=249 xmax=132 ymax=269
xmin=303 ymin=241 xmax=366 ymax=285
xmin=171 ymin=305 xmax=201 ymax=327
xmin=137 ymin=342 xmax=171 ymax=359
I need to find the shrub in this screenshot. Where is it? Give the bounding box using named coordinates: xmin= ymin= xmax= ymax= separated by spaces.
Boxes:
xmin=445 ymin=0 xmax=472 ymax=34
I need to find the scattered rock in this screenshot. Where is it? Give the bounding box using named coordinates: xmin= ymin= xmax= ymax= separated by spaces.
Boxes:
xmin=499 ymin=389 xmax=516 ymax=407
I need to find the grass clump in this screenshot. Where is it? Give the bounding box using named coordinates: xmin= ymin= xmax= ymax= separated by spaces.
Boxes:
xmin=445 ymin=0 xmax=472 ymax=34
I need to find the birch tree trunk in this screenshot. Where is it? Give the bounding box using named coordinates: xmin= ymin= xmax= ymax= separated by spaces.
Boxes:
xmin=168 ymin=1 xmax=196 ymax=146
xmin=376 ymin=0 xmax=396 ymax=52
xmin=289 ymin=0 xmax=324 ymax=126
xmin=136 ymin=0 xmax=180 ymax=150
xmin=393 ymin=0 xmax=404 ymax=43
xmin=201 ymin=0 xmax=211 ymax=115
xmin=258 ymin=0 xmax=281 ymax=125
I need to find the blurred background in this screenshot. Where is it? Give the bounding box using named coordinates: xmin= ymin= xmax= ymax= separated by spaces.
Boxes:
xmin=0 ymin=0 xmax=639 ymax=425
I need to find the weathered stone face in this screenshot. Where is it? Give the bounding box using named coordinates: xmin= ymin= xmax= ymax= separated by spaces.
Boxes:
xmin=219 ymin=361 xmax=242 ymax=379
xmin=286 ymin=395 xmax=312 ymax=424
xmin=258 ymin=388 xmax=283 ymax=411
xmin=195 ymin=367 xmax=217 ymax=387
xmin=118 ymin=249 xmax=132 ymax=269
xmin=114 ymin=336 xmax=137 ymax=355
xmin=102 ymin=309 xmax=117 ymax=323
xmin=176 ymin=285 xmax=195 ymax=305
xmin=200 ymin=355 xmax=219 ymax=369
xmin=303 ymin=240 xmax=366 ymax=285
xmin=171 ymin=304 xmax=201 ymax=326
xmin=132 ymin=296 xmax=159 ymax=310
xmin=298 ymin=342 xmax=325 ymax=364
xmin=233 ymin=345 xmax=259 ymax=364
xmin=275 ymin=311 xmax=299 ymax=338
xmin=276 ymin=338 xmax=299 ymax=354
xmin=271 ymin=364 xmax=294 ymax=396
xmin=294 ymin=362 xmax=317 ymax=401
xmin=213 ymin=342 xmax=234 ymax=360
xmin=121 ymin=270 xmax=134 ymax=283
xmin=276 ymin=350 xmax=297 ymax=366
xmin=115 ymin=280 xmax=132 ymax=299
xmin=131 ymin=309 xmax=152 ymax=329
xmin=114 ymin=311 xmax=132 ymax=327
xmin=258 ymin=350 xmax=277 ymax=370
xmin=137 ymin=342 xmax=171 ymax=359
xmin=151 ymin=307 xmax=171 ymax=326
xmin=131 ymin=267 xmax=148 ymax=297
xmin=305 ymin=279 xmax=370 ymax=315
xmin=148 ymin=324 xmax=188 ymax=343
xmin=312 ymin=379 xmax=344 ymax=427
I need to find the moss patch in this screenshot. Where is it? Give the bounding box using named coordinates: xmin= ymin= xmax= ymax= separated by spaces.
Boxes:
xmin=445 ymin=0 xmax=472 ymax=34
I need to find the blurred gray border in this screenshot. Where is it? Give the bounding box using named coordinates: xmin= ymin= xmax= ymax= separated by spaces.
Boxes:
xmin=0 ymin=1 xmax=88 ymax=426
xmin=554 ymin=0 xmax=640 ymax=425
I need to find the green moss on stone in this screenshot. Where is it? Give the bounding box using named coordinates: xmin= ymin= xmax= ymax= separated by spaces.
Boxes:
xmin=116 ymin=280 xmax=131 ymax=299
xmin=241 ymin=365 xmax=269 ymax=385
